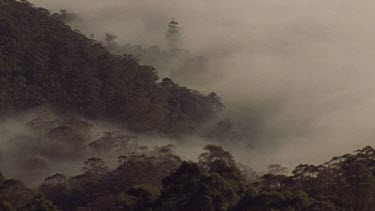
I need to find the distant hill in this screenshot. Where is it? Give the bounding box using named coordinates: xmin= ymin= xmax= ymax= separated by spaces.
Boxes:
xmin=0 ymin=0 xmax=223 ymax=135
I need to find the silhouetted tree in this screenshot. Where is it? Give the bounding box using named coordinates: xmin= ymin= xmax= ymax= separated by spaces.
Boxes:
xmin=166 ymin=18 xmax=181 ymax=48
xmin=82 ymin=157 xmax=108 ymax=176
xmin=199 ymin=145 xmax=246 ymax=194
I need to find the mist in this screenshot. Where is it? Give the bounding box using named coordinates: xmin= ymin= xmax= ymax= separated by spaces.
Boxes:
xmin=28 ymin=0 xmax=375 ymax=170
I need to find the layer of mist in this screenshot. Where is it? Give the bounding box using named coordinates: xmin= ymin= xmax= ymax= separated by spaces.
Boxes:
xmin=0 ymin=108 xmax=213 ymax=187
xmin=29 ymin=0 xmax=375 ymax=170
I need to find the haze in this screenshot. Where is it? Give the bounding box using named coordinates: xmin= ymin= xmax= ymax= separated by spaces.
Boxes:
xmin=30 ymin=0 xmax=375 ymax=170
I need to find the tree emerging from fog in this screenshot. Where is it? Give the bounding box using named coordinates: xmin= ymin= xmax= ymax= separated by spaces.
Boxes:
xmin=166 ymin=18 xmax=181 ymax=49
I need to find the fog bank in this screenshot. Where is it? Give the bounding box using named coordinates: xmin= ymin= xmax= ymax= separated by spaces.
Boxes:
xmin=30 ymin=0 xmax=375 ymax=169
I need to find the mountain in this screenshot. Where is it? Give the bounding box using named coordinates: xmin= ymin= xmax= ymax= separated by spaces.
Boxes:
xmin=0 ymin=0 xmax=223 ymax=135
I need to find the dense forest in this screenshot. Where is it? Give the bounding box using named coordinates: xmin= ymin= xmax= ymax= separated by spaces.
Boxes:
xmin=1 ymin=0 xmax=375 ymax=210
xmin=105 ymin=35 xmax=210 ymax=87
xmin=3 ymin=136 xmax=375 ymax=210
xmin=0 ymin=0 xmax=223 ymax=135
xmin=2 ymin=108 xmax=375 ymax=211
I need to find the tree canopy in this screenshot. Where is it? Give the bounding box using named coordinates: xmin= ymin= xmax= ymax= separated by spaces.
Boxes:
xmin=0 ymin=0 xmax=223 ymax=135
xmin=37 ymin=145 xmax=375 ymax=211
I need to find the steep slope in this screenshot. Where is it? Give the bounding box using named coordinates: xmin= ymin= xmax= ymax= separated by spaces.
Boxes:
xmin=0 ymin=0 xmax=223 ymax=135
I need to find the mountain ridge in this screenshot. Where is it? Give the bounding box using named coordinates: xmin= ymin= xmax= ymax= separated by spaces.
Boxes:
xmin=0 ymin=0 xmax=223 ymax=135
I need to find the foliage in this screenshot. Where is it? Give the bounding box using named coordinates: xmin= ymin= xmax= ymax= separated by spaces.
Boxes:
xmin=166 ymin=18 xmax=181 ymax=49
xmin=110 ymin=41 xmax=210 ymax=87
xmin=40 ymin=152 xmax=181 ymax=210
xmin=4 ymin=1 xmax=375 ymax=211
xmin=199 ymin=144 xmax=247 ymax=194
xmin=252 ymin=146 xmax=375 ymax=210
xmin=157 ymin=161 xmax=238 ymax=211
xmin=0 ymin=174 xmax=58 ymax=211
xmin=0 ymin=0 xmax=223 ymax=135
xmin=37 ymin=145 xmax=375 ymax=211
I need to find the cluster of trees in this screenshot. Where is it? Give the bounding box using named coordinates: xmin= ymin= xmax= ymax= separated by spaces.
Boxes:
xmin=36 ymin=144 xmax=375 ymax=211
xmin=5 ymin=114 xmax=375 ymax=211
xmin=102 ymin=18 xmax=211 ymax=87
xmin=0 ymin=173 xmax=57 ymax=211
xmin=48 ymin=6 xmax=261 ymax=145
xmin=0 ymin=0 xmax=223 ymax=135
xmin=111 ymin=44 xmax=209 ymax=87
xmin=51 ymin=9 xmax=78 ymax=24
xmin=3 ymin=1 xmax=375 ymax=211
xmin=5 ymin=117 xmax=375 ymax=211
xmin=2 ymin=108 xmax=185 ymax=186
xmin=39 ymin=151 xmax=182 ymax=210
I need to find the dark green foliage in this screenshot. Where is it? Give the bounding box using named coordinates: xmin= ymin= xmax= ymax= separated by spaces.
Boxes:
xmin=199 ymin=144 xmax=247 ymax=194
xmin=40 ymin=153 xmax=181 ymax=211
xmin=127 ymin=185 xmax=160 ymax=211
xmin=110 ymin=43 xmax=211 ymax=87
xmin=0 ymin=0 xmax=223 ymax=135
xmin=37 ymin=145 xmax=375 ymax=211
xmin=4 ymin=1 xmax=375 ymax=211
xmin=26 ymin=193 xmax=58 ymax=211
xmin=84 ymin=184 xmax=159 ymax=211
xmin=157 ymin=161 xmax=238 ymax=211
xmin=251 ymin=146 xmax=375 ymax=211
xmin=234 ymin=190 xmax=312 ymax=211
xmin=0 ymin=175 xmax=58 ymax=211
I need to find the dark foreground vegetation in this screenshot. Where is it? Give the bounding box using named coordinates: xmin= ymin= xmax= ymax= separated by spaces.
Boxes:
xmin=2 ymin=143 xmax=375 ymax=211
xmin=0 ymin=173 xmax=57 ymax=210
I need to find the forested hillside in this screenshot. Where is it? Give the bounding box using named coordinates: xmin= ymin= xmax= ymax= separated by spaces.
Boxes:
xmin=1 ymin=0 xmax=375 ymax=211
xmin=0 ymin=0 xmax=223 ymax=135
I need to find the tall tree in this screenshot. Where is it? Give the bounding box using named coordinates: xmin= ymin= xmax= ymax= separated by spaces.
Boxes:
xmin=199 ymin=145 xmax=246 ymax=194
xmin=166 ymin=18 xmax=181 ymax=49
